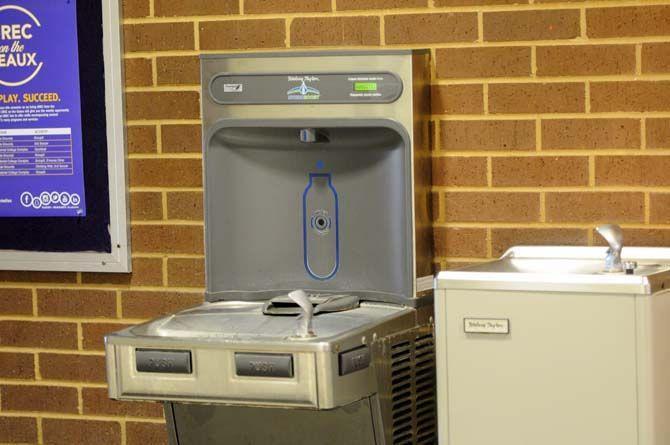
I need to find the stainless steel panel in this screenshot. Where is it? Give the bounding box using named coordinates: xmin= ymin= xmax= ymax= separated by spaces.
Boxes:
xmin=170 ymin=398 xmax=380 ymax=445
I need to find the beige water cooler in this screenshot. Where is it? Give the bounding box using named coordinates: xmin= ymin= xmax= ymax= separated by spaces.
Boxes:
xmin=436 ymin=241 xmax=670 ymax=445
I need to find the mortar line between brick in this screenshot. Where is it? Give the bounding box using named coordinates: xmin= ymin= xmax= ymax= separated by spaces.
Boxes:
xmin=332 ymin=0 xmax=337 ymax=11
xmin=587 ymin=229 xmax=594 ymax=246
xmin=535 ymin=119 xmax=541 ymax=151
xmin=433 ymin=150 xmax=670 ymax=157
xmin=76 ymin=324 xmax=83 ymax=351
xmin=579 ymin=8 xmax=586 ymax=39
xmin=0 ymin=411 xmax=166 ymax=423
xmin=77 ymin=387 xmax=83 ymax=415
xmin=149 ymin=0 xmax=154 ymax=17
xmin=482 ymin=84 xmax=489 ymax=115
xmin=641 ymin=118 xmax=647 ymax=149
xmin=486 ymin=228 xmax=492 ymax=258
xmin=34 ymin=353 xmax=41 ymax=380
xmin=486 ymin=157 xmax=492 ymax=186
xmin=194 ymin=21 xmax=200 ymax=51
xmin=477 ymin=12 xmax=483 ymax=43
xmin=122 ymin=1 xmax=670 ymax=24
xmin=155 ymin=125 xmax=163 ymax=154
xmin=0 ymin=348 xmax=105 ymax=356
xmin=161 ymin=192 xmax=168 ymax=220
xmin=589 ymin=155 xmax=595 ymax=187
xmin=530 ymin=46 xmax=537 ymax=77
xmin=151 ymin=57 xmax=158 ymax=87
xmin=120 ymin=419 xmax=127 ymax=445
xmin=434 ymin=222 xmax=656 ymax=229
xmin=240 ymin=0 xmax=245 ymax=15
xmin=37 ymin=417 xmax=43 ymax=445
xmin=433 ymin=74 xmax=670 ymax=85
xmin=645 ymin=192 xmax=651 ymax=224
xmin=115 ymin=290 xmax=123 ymax=318
xmin=163 ymin=257 xmax=169 ymax=287
xmin=75 ymin=273 xmax=82 ymax=285
xmin=585 ymin=81 xmax=591 ymax=113
xmin=285 ymin=18 xmax=292 ymax=47
xmin=433 ymin=185 xmax=664 ymax=192
xmin=380 ymin=15 xmax=386 ymax=45
xmin=31 ymin=288 xmax=38 ymax=316
xmin=636 ymin=44 xmax=643 ymax=75
xmin=539 ymin=192 xmax=546 ymax=222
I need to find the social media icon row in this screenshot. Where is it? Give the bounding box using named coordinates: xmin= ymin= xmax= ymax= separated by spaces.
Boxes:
xmin=20 ymin=191 xmax=81 ymax=209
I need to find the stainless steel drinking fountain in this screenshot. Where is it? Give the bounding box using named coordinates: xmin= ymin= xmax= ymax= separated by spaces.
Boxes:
xmin=105 ymin=51 xmax=435 ymax=444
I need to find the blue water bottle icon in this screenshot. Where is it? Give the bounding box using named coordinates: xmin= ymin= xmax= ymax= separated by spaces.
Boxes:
xmin=302 ymin=173 xmax=339 ymax=280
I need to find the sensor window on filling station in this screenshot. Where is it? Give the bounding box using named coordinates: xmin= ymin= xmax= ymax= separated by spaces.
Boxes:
xmin=354 ymin=82 xmax=378 ymax=92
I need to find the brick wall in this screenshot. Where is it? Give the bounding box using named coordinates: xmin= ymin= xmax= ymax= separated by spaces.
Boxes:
xmin=1 ymin=0 xmax=670 ymax=443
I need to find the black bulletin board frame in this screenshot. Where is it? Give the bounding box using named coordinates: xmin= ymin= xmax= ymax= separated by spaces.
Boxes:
xmin=0 ymin=0 xmax=130 ymax=273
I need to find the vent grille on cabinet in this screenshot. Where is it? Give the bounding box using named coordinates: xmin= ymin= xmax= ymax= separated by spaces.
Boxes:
xmin=390 ymin=332 xmax=437 ymax=445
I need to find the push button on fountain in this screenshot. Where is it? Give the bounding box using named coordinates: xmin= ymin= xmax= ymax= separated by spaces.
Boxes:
xmin=235 ymin=353 xmax=294 ymax=378
xmin=339 ymin=345 xmax=371 ymax=376
xmin=136 ymin=349 xmax=192 ymax=374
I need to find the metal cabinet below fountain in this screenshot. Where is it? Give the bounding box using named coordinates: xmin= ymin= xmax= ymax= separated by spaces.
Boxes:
xmin=105 ymin=50 xmax=435 ymax=445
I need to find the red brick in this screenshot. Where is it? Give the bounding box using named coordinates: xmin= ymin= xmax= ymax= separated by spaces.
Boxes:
xmin=0 ymin=417 xmax=38 ymax=443
xmin=546 ymin=192 xmax=645 ymax=223
xmin=0 ymin=321 xmax=78 ymax=349
xmin=37 ymin=289 xmax=117 ymax=318
xmin=127 ymin=422 xmax=168 ymax=445
xmin=432 ymin=85 xmax=484 ymax=115
xmin=83 ymin=388 xmax=164 ymax=417
xmin=489 ymin=83 xmax=585 ymax=114
xmin=131 ymin=225 xmax=204 ymax=254
xmin=436 ymin=47 xmax=531 ymax=78
xmin=156 ymin=56 xmax=200 ymax=86
xmin=491 ymin=228 xmax=588 ymax=256
xmin=647 ymin=118 xmax=670 ymax=149
xmin=130 ymin=192 xmax=163 ymax=221
xmin=650 ymin=194 xmax=670 ymax=224
xmin=438 ymin=0 xmax=525 ymax=4
xmin=246 ymin=0 xmax=331 ymax=13
xmin=610 ymin=229 xmax=670 ymax=247
xmin=43 ymin=419 xmax=121 ymax=445
xmin=39 ymin=354 xmax=106 ymax=383
xmin=536 ymin=45 xmax=636 ymax=76
xmin=484 ymin=9 xmax=580 ymax=41
xmin=440 ymin=120 xmax=535 ymax=151
xmin=162 ymin=124 xmax=202 ymax=153
xmin=587 ymin=6 xmax=670 ymax=38
xmin=123 ymin=0 xmax=150 ymax=18
xmin=167 ymin=192 xmax=203 ymax=220
xmin=126 ymin=91 xmax=200 ymax=120
xmin=385 ymin=13 xmax=477 ymax=44
xmin=596 ymin=156 xmax=670 ymax=187
xmin=0 ymin=271 xmax=76 ymax=283
xmin=82 ymin=323 xmax=133 ymax=351
xmin=0 ymin=352 xmax=34 ymax=379
xmin=292 ymin=17 xmax=380 ymax=47
xmin=1 ymin=385 xmax=78 ymax=413
xmin=591 ymin=82 xmax=670 ymax=112
xmin=129 ymin=159 xmax=202 ymax=187
xmin=434 ymin=228 xmax=488 ymax=258
xmin=125 ymin=58 xmax=153 ymax=87
xmin=432 ymin=157 xmax=487 ymax=186
xmin=642 ymin=43 xmax=670 ymax=73
xmin=542 ymin=119 xmax=640 ymax=150
xmin=127 ymin=126 xmax=157 ymax=154
xmin=200 ymin=19 xmax=286 ymax=50
xmin=123 ymin=23 xmax=195 ymax=52
xmin=167 ymin=258 xmax=205 ymax=287
xmin=0 ymin=288 xmax=33 ymax=315
xmin=492 ymin=156 xmax=588 ymax=187
xmin=122 ymin=290 xmax=204 ymax=319
xmin=444 ymin=192 xmax=540 ymax=222
xmin=155 ymin=0 xmax=238 ymax=16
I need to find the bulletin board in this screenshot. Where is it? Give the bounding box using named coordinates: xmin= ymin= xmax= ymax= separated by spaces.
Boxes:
xmin=0 ymin=0 xmax=130 ymax=272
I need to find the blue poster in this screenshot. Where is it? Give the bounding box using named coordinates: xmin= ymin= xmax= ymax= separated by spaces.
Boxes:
xmin=0 ymin=1 xmax=85 ymax=217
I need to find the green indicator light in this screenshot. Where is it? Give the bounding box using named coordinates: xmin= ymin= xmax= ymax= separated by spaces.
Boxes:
xmin=354 ymin=82 xmax=378 ymax=91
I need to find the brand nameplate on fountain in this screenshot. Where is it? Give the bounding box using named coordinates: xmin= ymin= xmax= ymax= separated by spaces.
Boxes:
xmin=464 ymin=318 xmax=510 ymax=334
